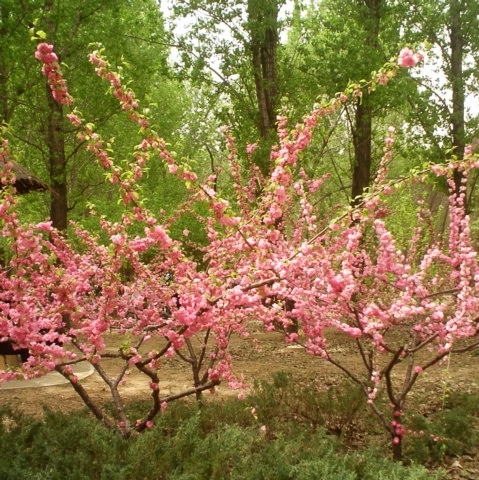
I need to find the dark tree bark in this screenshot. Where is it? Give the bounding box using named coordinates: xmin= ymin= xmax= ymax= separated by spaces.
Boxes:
xmin=44 ymin=0 xmax=68 ymax=231
xmin=350 ymin=0 xmax=382 ymax=205
xmin=0 ymin=4 xmax=16 ymax=124
xmin=351 ymin=100 xmax=373 ymax=203
xmin=449 ymin=0 xmax=466 ymax=203
xmin=46 ymin=87 xmax=68 ymax=231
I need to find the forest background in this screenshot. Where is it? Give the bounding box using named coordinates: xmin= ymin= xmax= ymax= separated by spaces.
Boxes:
xmin=2 ymin=0 xmax=478 ymax=235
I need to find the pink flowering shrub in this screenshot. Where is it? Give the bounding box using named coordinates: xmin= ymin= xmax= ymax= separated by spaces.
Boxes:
xmin=215 ymin=115 xmax=479 ymax=462
xmin=3 ymin=44 xmax=479 ymax=461
xmin=0 ymin=44 xmax=255 ymax=437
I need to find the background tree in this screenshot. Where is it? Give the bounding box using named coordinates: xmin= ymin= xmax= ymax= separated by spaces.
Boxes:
xmin=1 ymin=0 xmax=184 ymax=231
xmin=170 ymin=0 xmax=287 ymax=173
xmin=282 ymin=0 xmax=413 ymax=204
xmin=400 ymin=0 xmax=479 ymax=206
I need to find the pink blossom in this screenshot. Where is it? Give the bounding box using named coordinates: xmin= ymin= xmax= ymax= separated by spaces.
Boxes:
xmin=163 ymin=163 xmax=176 ymax=175
xmin=246 ymin=142 xmax=258 ymax=156
xmin=35 ymin=43 xmax=73 ymax=105
xmin=147 ymin=225 xmax=172 ymax=249
xmin=346 ymin=327 xmax=362 ymax=338
xmin=377 ymin=72 xmax=389 ymax=85
xmin=398 ymin=48 xmax=423 ymax=68
xmin=36 ymin=221 xmax=53 ymax=232
xmin=67 ymin=113 xmax=82 ymax=126
xmin=110 ymin=234 xmax=125 ymax=246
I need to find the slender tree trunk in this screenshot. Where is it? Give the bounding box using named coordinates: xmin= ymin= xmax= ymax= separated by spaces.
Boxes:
xmin=351 ymin=100 xmax=373 ymax=203
xmin=247 ymin=0 xmax=279 ymax=143
xmin=350 ymin=0 xmax=382 ymax=205
xmin=46 ymin=88 xmax=68 ymax=231
xmin=0 ymin=4 xmax=11 ymax=124
xmin=44 ymin=0 xmax=68 ymax=231
xmin=251 ymin=45 xmax=271 ymax=141
xmin=0 ymin=62 xmax=9 ymax=125
xmin=449 ymin=0 xmax=466 ymax=204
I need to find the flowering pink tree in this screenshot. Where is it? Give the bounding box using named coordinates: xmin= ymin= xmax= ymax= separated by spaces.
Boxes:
xmin=236 ymin=143 xmax=479 ymax=462
xmin=189 ymin=51 xmax=479 ymax=461
xmin=213 ymin=131 xmax=479 ymax=461
xmin=0 ymin=44 xmax=255 ymax=437
xmin=2 ymin=42 xmax=479 ymax=461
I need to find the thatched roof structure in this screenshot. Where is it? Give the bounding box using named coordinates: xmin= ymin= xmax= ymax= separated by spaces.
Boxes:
xmin=3 ymin=161 xmax=48 ymax=194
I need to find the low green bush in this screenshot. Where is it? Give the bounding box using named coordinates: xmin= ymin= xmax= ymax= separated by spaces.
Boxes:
xmin=0 ymin=378 xmax=453 ymax=480
xmin=405 ymin=405 xmax=478 ymax=465
xmin=0 ymin=406 xmax=127 ymax=480
xmin=249 ymin=371 xmax=368 ymax=439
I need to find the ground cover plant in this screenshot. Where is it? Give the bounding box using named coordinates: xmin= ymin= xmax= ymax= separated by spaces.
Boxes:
xmin=1 ymin=42 xmax=479 ymax=465
xmin=0 ymin=386 xmax=453 ymax=480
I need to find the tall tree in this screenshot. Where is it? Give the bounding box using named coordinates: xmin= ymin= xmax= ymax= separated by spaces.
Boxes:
xmin=247 ymin=0 xmax=280 ymax=142
xmin=401 ymin=0 xmax=479 ymax=198
xmin=0 ymin=1 xmax=29 ymax=125
xmin=1 ymin=0 xmax=177 ymax=230
xmin=281 ymin=0 xmax=408 ymax=204
xmin=171 ymin=0 xmax=286 ymax=172
xmin=43 ymin=0 xmax=68 ymax=230
xmin=350 ymin=0 xmax=382 ymax=204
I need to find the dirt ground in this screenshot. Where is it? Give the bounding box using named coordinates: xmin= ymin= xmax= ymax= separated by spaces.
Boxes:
xmin=1 ymin=325 xmax=478 ymax=477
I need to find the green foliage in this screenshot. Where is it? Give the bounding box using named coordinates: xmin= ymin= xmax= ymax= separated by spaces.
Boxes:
xmin=2 ymin=0 xmax=190 ymax=234
xmin=249 ymin=371 xmax=368 ymax=439
xmin=0 ymin=407 xmax=128 ymax=480
xmin=405 ymin=400 xmax=479 ymax=465
xmin=0 ymin=384 xmax=449 ymax=480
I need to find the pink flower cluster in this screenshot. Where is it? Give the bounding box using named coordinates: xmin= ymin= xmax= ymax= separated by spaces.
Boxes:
xmin=398 ymin=47 xmax=423 ymax=68
xmin=89 ymin=53 xmax=140 ymax=113
xmin=35 ymin=43 xmax=73 ymax=105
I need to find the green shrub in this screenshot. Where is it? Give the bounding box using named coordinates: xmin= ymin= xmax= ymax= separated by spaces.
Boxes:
xmin=0 ymin=385 xmax=450 ymax=480
xmin=0 ymin=407 xmax=127 ymax=480
xmin=249 ymin=371 xmax=367 ymax=439
xmin=405 ymin=406 xmax=478 ymax=464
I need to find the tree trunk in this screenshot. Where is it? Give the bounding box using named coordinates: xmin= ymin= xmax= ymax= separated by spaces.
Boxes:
xmin=44 ymin=0 xmax=68 ymax=231
xmin=0 ymin=4 xmax=12 ymax=124
xmin=251 ymin=45 xmax=271 ymax=141
xmin=351 ymin=100 xmax=373 ymax=204
xmin=449 ymin=0 xmax=466 ymax=204
xmin=350 ymin=0 xmax=382 ymax=205
xmin=46 ymin=84 xmax=68 ymax=231
xmin=391 ymin=435 xmax=403 ymax=462
xmin=247 ymin=0 xmax=279 ymax=142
